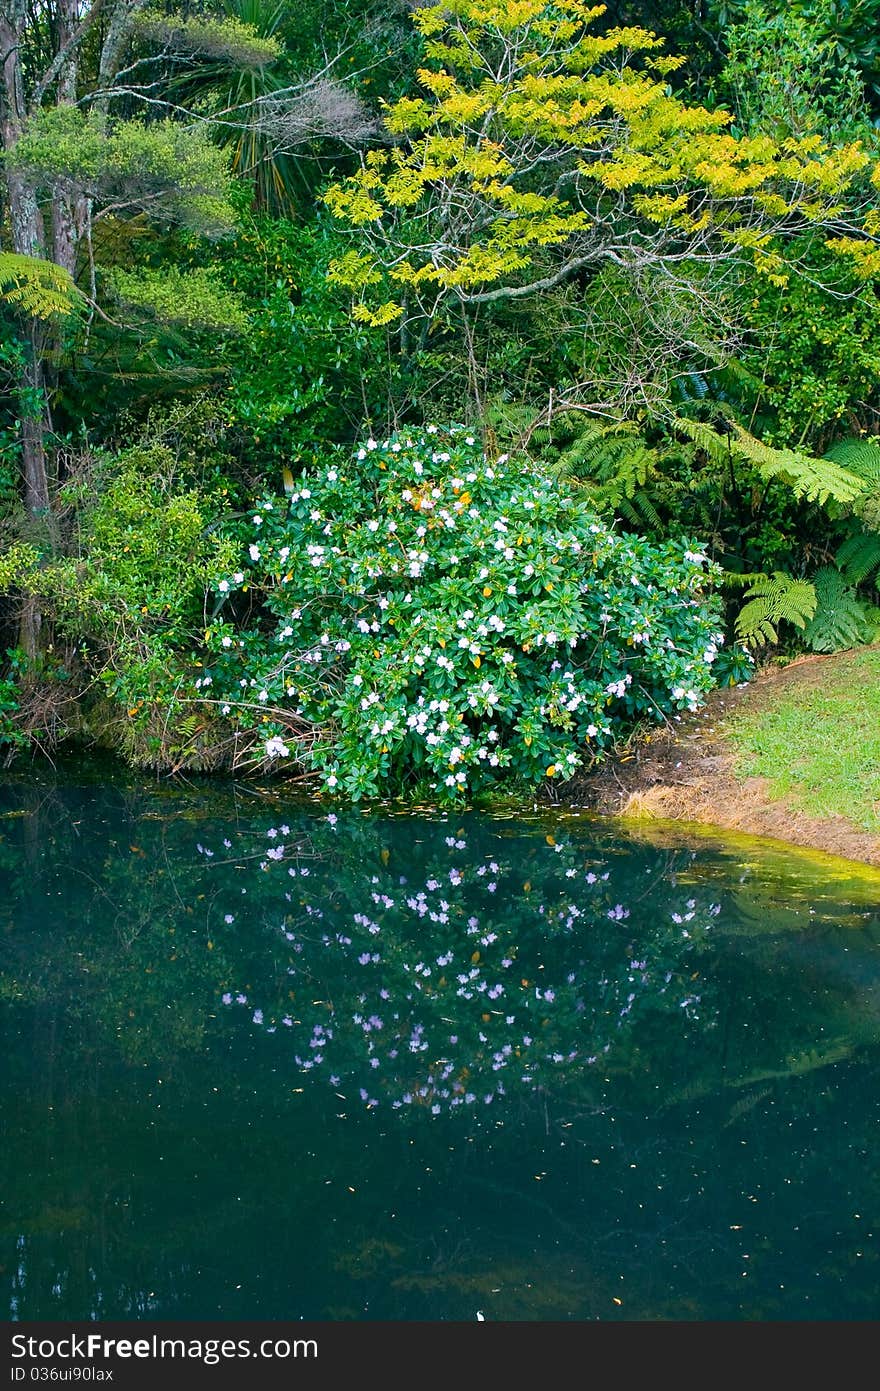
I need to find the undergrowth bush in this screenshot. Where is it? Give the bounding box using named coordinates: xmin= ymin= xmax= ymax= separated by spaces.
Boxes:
xmin=0 ymin=440 xmax=239 ymax=762
xmin=199 ymin=426 xmax=726 ymax=802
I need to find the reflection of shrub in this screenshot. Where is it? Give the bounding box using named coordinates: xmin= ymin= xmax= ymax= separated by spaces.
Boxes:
xmin=201 ymin=812 xmax=721 ymax=1115
xmin=201 ymin=426 xmax=725 ymax=800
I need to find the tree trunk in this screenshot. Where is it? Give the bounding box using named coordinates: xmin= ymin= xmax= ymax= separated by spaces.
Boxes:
xmin=52 ymin=0 xmax=82 ymax=278
xmin=2 ymin=7 xmax=52 ymax=659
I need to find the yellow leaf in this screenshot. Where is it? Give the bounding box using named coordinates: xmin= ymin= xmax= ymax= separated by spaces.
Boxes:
xmin=472 ymin=655 xmax=481 ymax=668
xmin=380 ymin=848 xmax=390 ymax=865
xmin=471 ymin=950 xmax=480 ymax=964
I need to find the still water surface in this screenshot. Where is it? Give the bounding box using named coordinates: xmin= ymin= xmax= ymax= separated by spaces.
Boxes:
xmin=2 ymin=763 xmax=880 ymax=1320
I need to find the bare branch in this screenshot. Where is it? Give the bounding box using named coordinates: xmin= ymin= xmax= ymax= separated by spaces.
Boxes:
xmin=31 ymin=0 xmax=105 ymax=111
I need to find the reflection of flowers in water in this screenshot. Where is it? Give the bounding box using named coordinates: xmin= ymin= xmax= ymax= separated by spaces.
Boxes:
xmin=199 ymin=818 xmax=721 ymax=1115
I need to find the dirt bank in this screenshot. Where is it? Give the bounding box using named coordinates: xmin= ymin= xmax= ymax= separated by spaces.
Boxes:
xmin=568 ymin=652 xmax=880 ymax=868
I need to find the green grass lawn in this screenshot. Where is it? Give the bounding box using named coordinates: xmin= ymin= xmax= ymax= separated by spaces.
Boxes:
xmin=727 ymin=648 xmax=880 ymax=834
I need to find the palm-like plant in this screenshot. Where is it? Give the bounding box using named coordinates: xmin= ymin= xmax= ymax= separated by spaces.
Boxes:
xmin=159 ymin=0 xmax=379 ymax=214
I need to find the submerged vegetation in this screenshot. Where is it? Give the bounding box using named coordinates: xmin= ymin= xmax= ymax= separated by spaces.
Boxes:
xmin=1 ymin=0 xmax=879 ymax=803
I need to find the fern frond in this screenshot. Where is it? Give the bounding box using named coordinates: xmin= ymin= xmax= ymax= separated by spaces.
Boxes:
xmin=823 ymin=437 xmax=880 ymax=486
xmin=676 ymin=418 xmax=863 ymax=506
xmin=0 ymin=252 xmax=81 ymax=320
xmin=617 ymin=488 xmax=663 ymax=532
xmin=859 ymin=603 xmax=880 ymax=642
xmin=552 ymin=421 xmax=641 ymax=480
xmin=734 ymin=571 xmax=817 ymax=647
xmin=835 ymin=529 xmax=880 ymax=585
xmin=720 ymin=570 xmax=775 ymax=589
xmin=802 ymin=566 xmax=869 ymax=653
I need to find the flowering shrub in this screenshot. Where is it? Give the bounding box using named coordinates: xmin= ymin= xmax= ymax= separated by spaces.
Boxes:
xmin=200 ymin=425 xmax=725 ymax=801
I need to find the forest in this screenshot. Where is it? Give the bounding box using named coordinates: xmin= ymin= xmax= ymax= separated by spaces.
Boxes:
xmin=1 ymin=0 xmax=879 ymax=805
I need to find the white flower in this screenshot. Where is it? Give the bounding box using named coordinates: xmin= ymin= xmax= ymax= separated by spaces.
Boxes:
xmin=217 ymin=580 xmax=229 ymax=593
xmin=221 ymin=635 xmax=232 ymax=648
xmin=366 ymin=438 xmax=378 ymax=451
xmin=265 ymin=736 xmax=290 ymax=758
xmin=234 ymin=572 xmax=244 ymax=584
xmin=249 ymin=544 xmax=260 ymax=562
xmin=253 ymin=514 xmax=262 ymax=526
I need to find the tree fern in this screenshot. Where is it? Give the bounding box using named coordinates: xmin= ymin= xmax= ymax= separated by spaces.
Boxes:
xmin=823 ymin=437 xmax=880 ymax=487
xmin=676 ymin=417 xmax=863 ymax=506
xmin=485 ymin=403 xmax=665 ymax=527
xmin=616 ymin=486 xmax=663 ymax=533
xmin=0 ymin=252 xmax=81 ymax=320
xmin=734 ymin=571 xmax=817 ymax=647
xmin=802 ymin=566 xmax=870 ymax=652
xmin=835 ymin=529 xmax=880 ymax=585
xmin=859 ymin=603 xmax=880 ymax=642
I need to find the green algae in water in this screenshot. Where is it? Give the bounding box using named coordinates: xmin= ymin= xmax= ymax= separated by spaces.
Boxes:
xmin=2 ymin=767 xmax=880 ymax=1320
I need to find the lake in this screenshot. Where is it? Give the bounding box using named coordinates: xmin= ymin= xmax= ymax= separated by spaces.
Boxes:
xmin=2 ymin=762 xmax=879 ymax=1321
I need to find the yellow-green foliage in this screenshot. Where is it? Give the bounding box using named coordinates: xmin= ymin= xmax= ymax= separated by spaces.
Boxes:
xmin=323 ymin=0 xmax=876 ymax=323
xmin=0 ymin=543 xmax=42 ymax=589
xmin=105 ymin=267 xmax=247 ymax=332
xmin=80 ymin=454 xmax=238 ymax=618
xmin=2 ymin=451 xmax=237 ymax=637
xmin=9 ymin=109 xmax=236 ymax=236
xmin=0 ymin=252 xmax=82 ymax=320
xmin=133 ymin=10 xmax=281 ymax=68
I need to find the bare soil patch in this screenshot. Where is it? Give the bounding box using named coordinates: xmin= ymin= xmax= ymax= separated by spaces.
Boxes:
xmin=567 ymin=653 xmax=880 ymax=868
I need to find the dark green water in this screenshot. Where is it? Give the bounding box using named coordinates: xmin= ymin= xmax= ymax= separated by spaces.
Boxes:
xmin=2 ymin=763 xmax=880 ymax=1321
